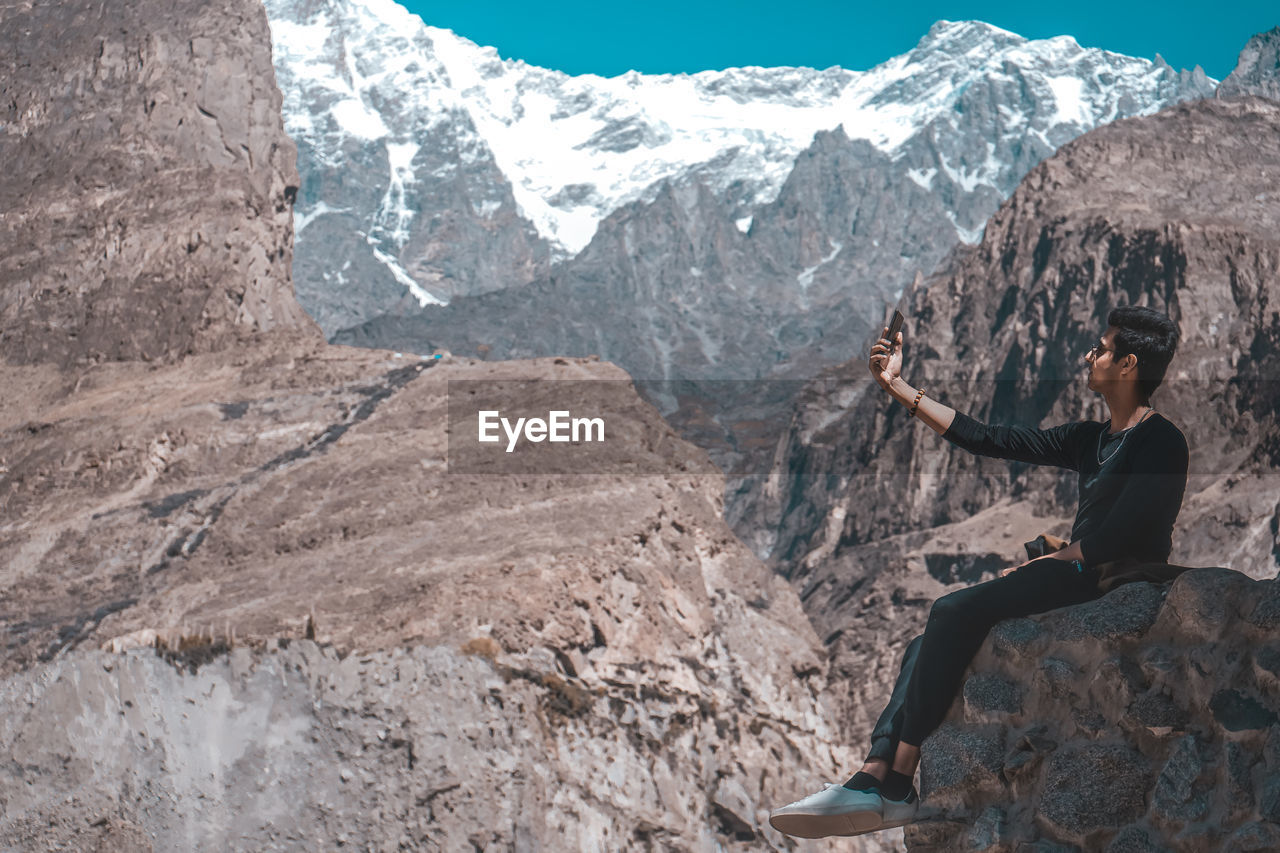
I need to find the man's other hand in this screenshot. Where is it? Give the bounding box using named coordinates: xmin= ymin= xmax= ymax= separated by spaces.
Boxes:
xmin=999 ymin=560 xmax=1032 ymax=578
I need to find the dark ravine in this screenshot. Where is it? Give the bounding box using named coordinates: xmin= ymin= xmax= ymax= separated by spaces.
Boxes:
xmin=742 ymin=94 xmax=1280 ymax=579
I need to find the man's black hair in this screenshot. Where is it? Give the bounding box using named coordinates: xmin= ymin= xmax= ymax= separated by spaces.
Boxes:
xmin=1108 ymin=305 xmax=1180 ymax=404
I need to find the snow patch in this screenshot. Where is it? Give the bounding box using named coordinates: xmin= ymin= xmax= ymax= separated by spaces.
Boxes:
xmin=947 ymin=212 xmax=985 ymax=245
xmin=367 ymin=238 xmax=446 ymax=306
xmin=295 ymin=201 xmax=344 ymax=233
xmin=906 ymin=167 xmax=937 ymax=190
xmin=331 ymin=98 xmax=390 ymax=140
xmin=376 ymin=141 xmax=420 ymax=244
xmin=796 ymin=241 xmax=843 ymax=289
xmin=1045 ymin=75 xmax=1091 ymax=125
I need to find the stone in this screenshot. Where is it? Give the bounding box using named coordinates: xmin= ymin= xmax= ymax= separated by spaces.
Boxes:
xmin=964 ymin=672 xmax=1023 ymax=721
xmin=1104 ymin=825 xmax=1163 ymax=853
xmin=1258 ymin=772 xmax=1280 ymax=823
xmin=1209 ymin=688 xmax=1279 ymax=732
xmin=1016 ymin=841 xmax=1082 ymax=853
xmin=1246 ymin=579 xmax=1280 ymax=629
xmin=1034 ymin=658 xmax=1077 ymax=700
xmin=1089 ymin=656 xmax=1148 ymax=710
xmin=1223 ymin=821 xmax=1280 ymax=853
xmin=1137 ymin=645 xmax=1178 ymax=681
xmin=1002 ymin=724 xmax=1058 ymax=785
xmin=990 ymin=618 xmax=1045 ymax=658
xmin=1070 ymin=707 xmax=1108 ymax=734
xmin=1037 ymin=743 xmax=1151 ymax=837
xmin=967 ymin=805 xmax=1021 ymax=851
xmin=1124 ymin=689 xmax=1190 ymax=732
xmin=920 ymin=724 xmax=1006 ymax=805
xmin=905 ymin=817 xmax=973 ymax=850
xmin=1266 ymin=725 xmax=1280 ymax=770
xmin=1160 ymin=568 xmax=1249 ymax=641
xmin=1223 ymin=741 xmax=1256 ymax=818
xmin=1057 ymin=584 xmax=1165 ymax=642
xmin=1151 ymin=735 xmax=1210 ymax=823
xmin=1254 ymin=643 xmax=1280 ymax=679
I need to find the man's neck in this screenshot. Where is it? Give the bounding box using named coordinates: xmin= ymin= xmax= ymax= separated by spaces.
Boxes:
xmin=1107 ymin=400 xmax=1153 ymax=433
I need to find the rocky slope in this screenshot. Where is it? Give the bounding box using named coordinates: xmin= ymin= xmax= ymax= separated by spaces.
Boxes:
xmin=0 ymin=343 xmax=867 ymax=852
xmin=0 ymin=0 xmax=320 ymax=367
xmin=0 ymin=0 xmax=886 ymax=849
xmin=906 ymin=569 xmax=1280 ymax=852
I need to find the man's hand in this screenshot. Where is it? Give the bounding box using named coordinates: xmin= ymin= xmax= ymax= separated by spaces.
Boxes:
xmin=868 ymin=327 xmax=904 ymax=389
xmin=999 ymin=559 xmax=1032 ymax=578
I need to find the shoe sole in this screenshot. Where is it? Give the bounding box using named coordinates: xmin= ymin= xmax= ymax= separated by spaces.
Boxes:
xmin=835 ymin=816 xmax=916 ymax=838
xmin=768 ymin=809 xmax=882 ymax=839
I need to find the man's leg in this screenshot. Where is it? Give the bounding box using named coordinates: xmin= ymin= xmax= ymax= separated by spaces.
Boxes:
xmin=897 ymin=557 xmax=1101 ymax=752
xmin=847 ymin=634 xmax=924 ymax=787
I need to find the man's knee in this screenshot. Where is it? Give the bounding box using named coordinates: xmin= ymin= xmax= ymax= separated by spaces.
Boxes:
xmin=927 ymin=590 xmax=969 ymax=623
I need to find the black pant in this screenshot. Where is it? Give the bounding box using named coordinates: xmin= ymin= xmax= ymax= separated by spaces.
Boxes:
xmin=865 ymin=557 xmax=1102 ymax=763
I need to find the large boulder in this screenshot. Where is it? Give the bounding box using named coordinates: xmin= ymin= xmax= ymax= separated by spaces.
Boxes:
xmin=906 ymin=568 xmax=1280 ymax=852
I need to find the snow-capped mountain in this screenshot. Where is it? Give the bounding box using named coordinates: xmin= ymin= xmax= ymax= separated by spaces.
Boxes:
xmin=264 ymin=0 xmax=1213 ymax=334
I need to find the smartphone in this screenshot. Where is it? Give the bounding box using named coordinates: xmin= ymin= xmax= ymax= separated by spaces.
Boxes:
xmin=886 ymin=309 xmax=904 ymax=352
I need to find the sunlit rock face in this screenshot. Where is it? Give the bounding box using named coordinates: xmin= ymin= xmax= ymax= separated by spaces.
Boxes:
xmin=0 ymin=0 xmax=877 ymax=849
xmin=0 ymin=0 xmax=320 ymax=367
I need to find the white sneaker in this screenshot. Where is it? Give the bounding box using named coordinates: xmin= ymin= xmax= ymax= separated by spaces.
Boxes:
xmin=878 ymin=786 xmax=920 ymax=830
xmin=767 ymin=783 xmax=883 ymax=839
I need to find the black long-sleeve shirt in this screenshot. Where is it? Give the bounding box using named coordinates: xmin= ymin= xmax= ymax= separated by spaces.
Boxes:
xmin=941 ymin=410 xmax=1189 ymax=567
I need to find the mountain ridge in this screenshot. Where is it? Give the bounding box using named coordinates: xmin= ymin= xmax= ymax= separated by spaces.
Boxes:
xmin=265 ymin=0 xmax=1215 ymax=333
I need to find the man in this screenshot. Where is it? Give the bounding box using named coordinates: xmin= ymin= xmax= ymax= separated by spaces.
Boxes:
xmin=768 ymin=305 xmax=1188 ymax=839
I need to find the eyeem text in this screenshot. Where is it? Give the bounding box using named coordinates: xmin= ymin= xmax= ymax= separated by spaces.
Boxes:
xmin=477 ymin=410 xmax=605 ymax=452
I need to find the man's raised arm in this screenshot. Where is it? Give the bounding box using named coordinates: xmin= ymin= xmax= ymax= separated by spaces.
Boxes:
xmin=869 ymin=326 xmax=1081 ymax=471
xmin=881 ymin=375 xmax=955 ymax=437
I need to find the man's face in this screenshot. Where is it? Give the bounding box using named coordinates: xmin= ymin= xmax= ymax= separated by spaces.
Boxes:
xmin=1085 ymin=326 xmax=1133 ymax=390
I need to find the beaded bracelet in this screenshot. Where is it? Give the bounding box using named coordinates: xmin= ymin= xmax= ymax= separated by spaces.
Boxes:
xmin=909 ymin=388 xmax=925 ymax=418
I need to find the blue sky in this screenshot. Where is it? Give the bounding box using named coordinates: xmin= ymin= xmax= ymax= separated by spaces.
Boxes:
xmin=401 ymin=0 xmax=1276 ymax=81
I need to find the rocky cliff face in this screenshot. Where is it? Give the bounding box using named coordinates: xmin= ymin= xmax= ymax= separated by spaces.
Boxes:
xmin=727 ymin=92 xmax=1280 ymax=851
xmin=743 ymin=94 xmax=1280 ymax=578
xmin=0 ymin=1 xmax=879 ymax=849
xmin=1 ymin=344 xmax=869 ymax=851
xmin=906 ymin=569 xmax=1280 ymax=852
xmin=0 ymin=0 xmax=320 ymax=367
xmin=1217 ymin=27 xmax=1280 ymax=101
